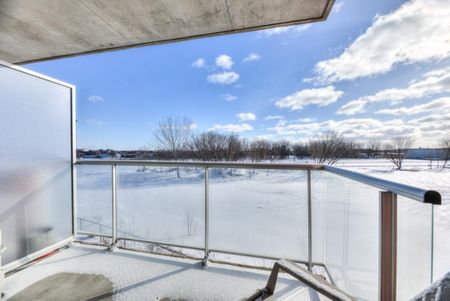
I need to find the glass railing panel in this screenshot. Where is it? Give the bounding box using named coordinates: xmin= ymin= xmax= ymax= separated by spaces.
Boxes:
xmin=397 ymin=195 xmax=433 ymax=300
xmin=433 ymin=201 xmax=450 ymax=282
xmin=323 ymin=171 xmax=380 ymax=300
xmin=311 ymin=170 xmax=326 ymax=264
xmin=76 ymin=164 xmax=112 ymax=236
xmin=208 ymin=168 xmax=308 ymax=261
xmin=116 ymin=166 xmax=205 ymax=248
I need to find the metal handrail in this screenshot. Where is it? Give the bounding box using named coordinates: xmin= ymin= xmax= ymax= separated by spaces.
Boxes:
xmin=324 ymin=165 xmax=441 ymax=204
xmin=76 ymin=159 xmax=441 ymax=204
xmin=76 ymin=159 xmax=323 ymax=170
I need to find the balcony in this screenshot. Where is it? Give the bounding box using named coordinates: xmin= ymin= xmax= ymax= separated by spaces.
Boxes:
xmin=1 ymin=156 xmax=442 ymax=300
xmin=0 ymin=1 xmax=448 ymax=299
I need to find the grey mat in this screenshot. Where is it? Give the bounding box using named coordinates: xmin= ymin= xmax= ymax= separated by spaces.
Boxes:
xmin=7 ymin=272 xmax=113 ymax=301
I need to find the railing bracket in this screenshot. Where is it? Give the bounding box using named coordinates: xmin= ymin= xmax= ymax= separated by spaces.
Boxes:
xmin=108 ymin=240 xmax=118 ymax=252
xmin=202 ymin=251 xmax=210 ymax=267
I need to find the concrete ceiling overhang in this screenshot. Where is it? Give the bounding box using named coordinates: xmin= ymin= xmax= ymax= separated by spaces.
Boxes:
xmin=0 ymin=0 xmax=334 ymax=64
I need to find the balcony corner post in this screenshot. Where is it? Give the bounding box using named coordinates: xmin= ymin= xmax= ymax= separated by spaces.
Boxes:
xmin=379 ymin=191 xmax=397 ymax=301
xmin=111 ymin=164 xmax=118 ymax=250
xmin=203 ymin=166 xmax=210 ymax=267
xmin=307 ymin=169 xmax=313 ymax=272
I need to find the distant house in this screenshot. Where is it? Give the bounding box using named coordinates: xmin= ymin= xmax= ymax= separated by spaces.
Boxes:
xmin=77 ymin=149 xmax=118 ymax=159
xmin=82 ymin=153 xmax=111 ymax=159
xmin=405 ymin=148 xmax=447 ymax=159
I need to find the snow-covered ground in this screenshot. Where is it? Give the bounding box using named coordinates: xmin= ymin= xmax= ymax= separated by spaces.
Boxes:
xmin=4 ymin=243 xmax=314 ymax=301
xmin=76 ymin=159 xmax=450 ymax=301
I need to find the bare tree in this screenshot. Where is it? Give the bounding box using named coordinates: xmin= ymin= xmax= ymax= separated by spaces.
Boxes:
xmin=384 ymin=136 xmax=414 ymax=170
xmin=154 ymin=116 xmax=194 ymax=177
xmin=441 ymin=137 xmax=450 ymax=168
xmin=247 ymin=140 xmax=271 ymax=162
xmin=192 ymin=132 xmax=225 ymax=161
xmin=192 ymin=132 xmax=244 ymax=162
xmin=270 ymin=140 xmax=291 ymax=161
xmin=367 ymin=139 xmax=381 ymax=158
xmin=292 ymin=143 xmax=309 ymax=160
xmin=224 ymin=134 xmax=244 ymax=161
xmin=309 ymin=131 xmax=348 ymax=165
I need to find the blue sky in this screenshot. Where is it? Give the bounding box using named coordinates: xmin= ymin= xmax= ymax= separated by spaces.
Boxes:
xmin=26 ymin=0 xmax=450 ymax=150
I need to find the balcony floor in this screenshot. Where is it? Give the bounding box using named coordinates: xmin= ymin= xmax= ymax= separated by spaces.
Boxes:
xmin=3 ymin=243 xmax=325 ymax=301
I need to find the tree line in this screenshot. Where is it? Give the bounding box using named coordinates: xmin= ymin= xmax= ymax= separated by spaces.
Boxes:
xmin=153 ymin=116 xmax=450 ymax=170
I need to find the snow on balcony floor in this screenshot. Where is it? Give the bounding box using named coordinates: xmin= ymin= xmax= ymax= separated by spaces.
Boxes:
xmin=3 ymin=243 xmax=310 ymax=301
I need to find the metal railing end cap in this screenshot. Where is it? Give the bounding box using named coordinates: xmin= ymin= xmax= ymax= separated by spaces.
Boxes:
xmin=424 ymin=190 xmax=441 ymax=205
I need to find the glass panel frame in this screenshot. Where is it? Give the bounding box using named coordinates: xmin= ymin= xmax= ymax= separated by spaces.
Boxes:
xmin=208 ymin=167 xmax=309 ymax=261
xmin=396 ymin=195 xmax=433 ymax=300
xmin=322 ymin=171 xmax=380 ymax=300
xmin=116 ymin=165 xmax=205 ymax=249
xmin=76 ymin=165 xmax=112 ymax=236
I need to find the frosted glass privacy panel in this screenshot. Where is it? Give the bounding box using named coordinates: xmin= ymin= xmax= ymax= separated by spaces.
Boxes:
xmin=397 ymin=196 xmax=433 ymax=300
xmin=117 ymin=166 xmax=205 ymax=248
xmin=323 ymin=172 xmax=379 ymax=301
xmin=209 ymin=168 xmax=308 ymax=260
xmin=0 ymin=65 xmax=73 ymax=265
xmin=76 ymin=165 xmax=112 ymax=236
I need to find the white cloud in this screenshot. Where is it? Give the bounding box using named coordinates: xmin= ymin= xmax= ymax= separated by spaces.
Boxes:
xmin=262 ymin=26 xmax=291 ymax=36
xmin=264 ymin=115 xmax=284 ymax=121
xmin=236 ymin=112 xmax=257 ymax=121
xmin=215 ymin=55 xmax=234 ymax=69
xmin=253 ymin=134 xmax=274 ymax=141
xmin=297 ymin=118 xmax=316 ymax=123
xmin=243 ymin=53 xmax=261 ymax=62
xmin=293 ymin=24 xmax=312 ymax=34
xmin=409 ymin=111 xmax=450 ymax=145
xmin=310 ymin=0 xmax=450 ymax=84
xmin=267 ymin=111 xmax=450 ymax=146
xmin=85 ymin=119 xmax=104 ymax=126
xmin=336 ymin=99 xmax=368 ymax=115
xmin=221 ymin=94 xmax=238 ymax=102
xmin=210 ymin=123 xmax=253 ymax=132
xmin=376 ymin=97 xmax=450 ymax=115
xmin=207 ymin=71 xmax=240 ymax=85
xmin=334 ymin=2 xmax=344 ymax=13
xmin=191 ymin=58 xmax=206 ymax=68
xmin=275 ymin=86 xmax=343 ymax=111
xmin=337 ymin=66 xmax=450 ymax=115
xmin=87 ymin=95 xmax=104 ymax=103
xmin=269 ymin=118 xmax=417 ymax=141
xmin=261 ymin=24 xmax=311 ymax=36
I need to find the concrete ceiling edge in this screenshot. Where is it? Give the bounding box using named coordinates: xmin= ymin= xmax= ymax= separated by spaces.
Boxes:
xmin=15 ymin=0 xmax=335 ymax=65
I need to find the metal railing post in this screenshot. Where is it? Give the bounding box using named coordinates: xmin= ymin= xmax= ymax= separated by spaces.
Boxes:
xmin=111 ymin=164 xmax=118 ymax=249
xmin=307 ymin=169 xmax=313 ymax=271
xmin=203 ymin=166 xmax=210 ymax=266
xmin=431 ymin=204 xmax=435 ymax=284
xmin=379 ymin=191 xmax=397 ymax=301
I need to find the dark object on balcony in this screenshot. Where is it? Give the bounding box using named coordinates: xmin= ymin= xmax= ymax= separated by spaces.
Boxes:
xmin=248 ymin=259 xmax=355 ymax=301
xmin=411 ymin=271 xmax=450 ymax=301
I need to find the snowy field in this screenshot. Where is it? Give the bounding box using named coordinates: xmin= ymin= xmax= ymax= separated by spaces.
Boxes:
xmin=76 ymin=159 xmax=450 ymax=301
